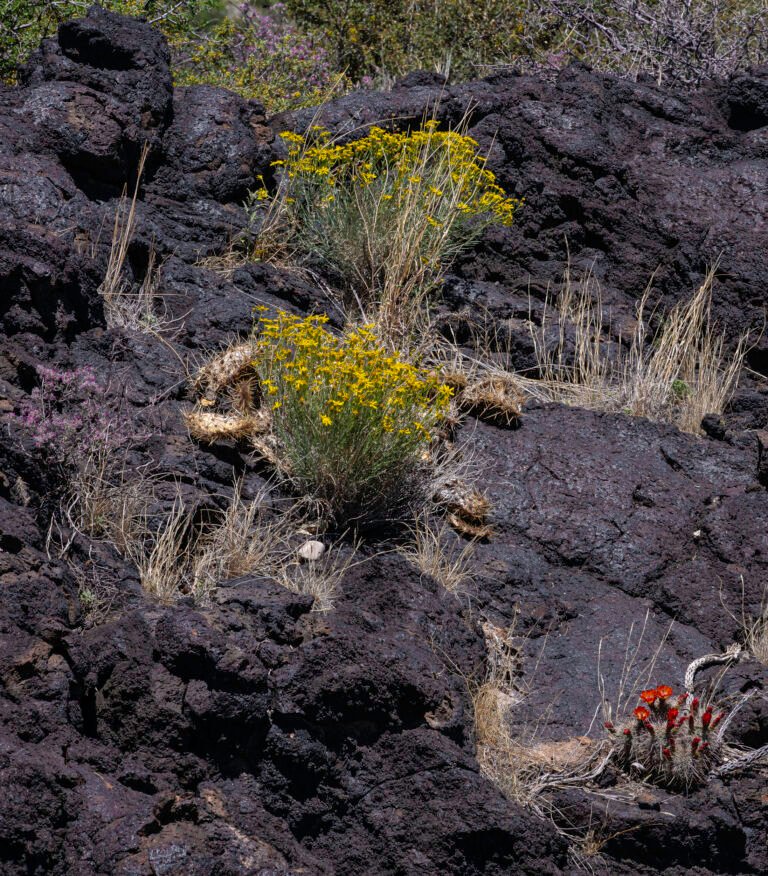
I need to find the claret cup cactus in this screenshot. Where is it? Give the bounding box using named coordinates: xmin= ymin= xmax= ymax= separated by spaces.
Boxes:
xmin=605 ymin=684 xmax=725 ymax=790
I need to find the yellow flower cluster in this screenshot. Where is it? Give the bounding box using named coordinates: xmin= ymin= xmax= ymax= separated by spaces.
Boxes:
xmin=253 ymin=309 xmax=451 ymax=440
xmin=265 ymin=121 xmax=521 ymax=226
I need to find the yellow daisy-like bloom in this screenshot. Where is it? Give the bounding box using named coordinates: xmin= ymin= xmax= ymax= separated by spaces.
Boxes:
xmin=251 ymin=311 xmax=452 ymax=449
xmin=261 ymin=122 xmax=521 ymax=229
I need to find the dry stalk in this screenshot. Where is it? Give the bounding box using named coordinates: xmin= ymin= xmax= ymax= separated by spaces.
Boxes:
xmin=745 ymin=611 xmax=768 ymax=667
xmin=98 ymin=144 xmax=168 ymax=331
xmin=44 ymin=443 xmax=158 ymax=565
xmin=597 ymin=610 xmax=671 ymax=728
xmin=127 ymin=495 xmax=192 ymax=604
xmin=474 ymin=618 xmax=609 ymax=816
xmin=719 ymin=576 xmax=768 ymax=668
xmin=191 ymin=482 xmax=279 ymax=602
xmin=527 ymin=264 xmax=749 ymax=434
xmin=399 ymin=513 xmax=476 ymax=594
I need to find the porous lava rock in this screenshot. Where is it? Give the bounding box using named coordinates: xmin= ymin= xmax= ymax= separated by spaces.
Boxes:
xmin=1 ymin=7 xmax=767 ymax=876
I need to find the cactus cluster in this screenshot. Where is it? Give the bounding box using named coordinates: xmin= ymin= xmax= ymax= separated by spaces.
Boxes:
xmin=605 ymin=684 xmax=725 ymax=790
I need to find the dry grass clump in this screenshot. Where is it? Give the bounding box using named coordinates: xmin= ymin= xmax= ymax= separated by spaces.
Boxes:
xmin=125 ymin=482 xmax=350 ymax=609
xmin=525 ymin=264 xmax=748 ymax=434
xmin=473 ymin=620 xmax=608 ymax=813
xmin=98 ymin=144 xmax=167 ymax=332
xmin=724 ymin=580 xmax=768 ymax=667
xmin=398 ymin=513 xmax=476 ymax=594
xmin=745 ymin=610 xmax=768 ymax=666
xmin=63 ymin=451 xmax=154 ymax=552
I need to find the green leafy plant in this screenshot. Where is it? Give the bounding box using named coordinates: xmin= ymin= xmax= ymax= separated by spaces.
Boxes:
xmin=173 ymin=4 xmax=342 ymax=114
xmin=0 ymin=0 xmax=223 ymax=83
xmin=283 ymin=0 xmax=536 ymax=82
xmin=249 ymin=121 xmax=521 ymax=344
xmin=251 ymin=309 xmax=453 ymax=527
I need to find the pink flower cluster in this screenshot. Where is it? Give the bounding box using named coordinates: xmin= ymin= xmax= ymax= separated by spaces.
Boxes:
xmin=10 ymin=365 xmax=128 ymax=464
xmin=236 ymin=3 xmax=333 ymax=89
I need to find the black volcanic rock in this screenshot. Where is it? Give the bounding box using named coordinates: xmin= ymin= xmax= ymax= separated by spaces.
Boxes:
xmin=1 ymin=7 xmax=768 ymax=876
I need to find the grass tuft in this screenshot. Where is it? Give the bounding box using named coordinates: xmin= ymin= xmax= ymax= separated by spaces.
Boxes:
xmin=524 ymin=264 xmax=749 ymax=434
xmin=399 ymin=513 xmax=476 ymax=594
xmin=124 ymin=481 xmax=351 ymax=609
xmin=99 ymin=144 xmax=159 ymax=330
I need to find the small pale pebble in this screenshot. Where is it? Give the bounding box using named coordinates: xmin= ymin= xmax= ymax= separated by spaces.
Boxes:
xmin=298 ymin=540 xmax=325 ymax=561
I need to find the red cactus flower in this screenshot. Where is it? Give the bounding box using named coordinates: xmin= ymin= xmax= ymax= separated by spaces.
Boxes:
xmin=656 ymin=685 xmax=673 ymax=700
xmin=623 ymin=728 xmax=632 ymax=737
xmin=643 ymin=721 xmax=655 ymax=734
xmin=640 ymin=689 xmax=658 ymax=704
xmin=691 ymin=737 xmax=701 ymax=754
xmin=711 ymin=712 xmax=725 ymax=729
xmin=700 ymin=741 xmax=709 ymax=752
xmin=666 ymin=707 xmax=679 ymax=724
xmin=662 ymin=746 xmax=672 ymax=759
xmin=691 ymin=697 xmax=699 ymax=712
xmin=604 ymin=721 xmax=615 ymax=732
xmin=702 ymin=709 xmax=713 ymax=728
xmin=634 ymin=706 xmax=650 ymax=721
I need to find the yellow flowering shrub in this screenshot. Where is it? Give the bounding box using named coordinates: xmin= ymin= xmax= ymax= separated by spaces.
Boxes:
xmin=248 ymin=121 xmax=521 ymax=343
xmin=268 ymin=122 xmax=519 ymax=226
xmin=252 ymin=309 xmax=453 ymax=525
